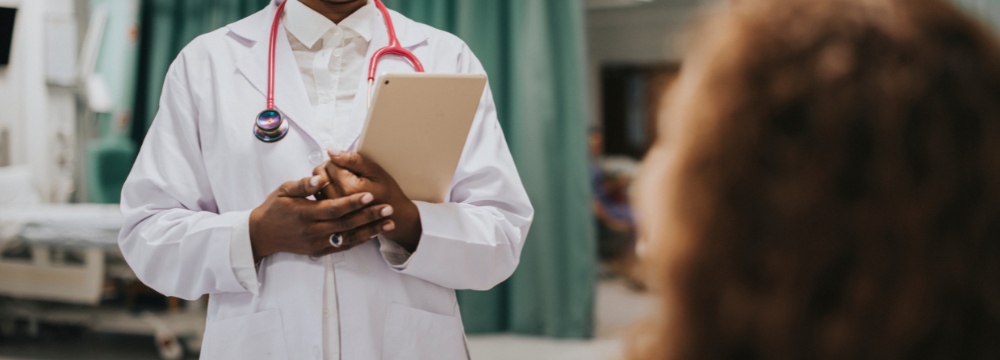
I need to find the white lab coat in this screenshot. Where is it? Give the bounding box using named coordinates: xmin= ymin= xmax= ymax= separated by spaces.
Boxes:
xmin=117 ymin=2 xmax=533 ymax=359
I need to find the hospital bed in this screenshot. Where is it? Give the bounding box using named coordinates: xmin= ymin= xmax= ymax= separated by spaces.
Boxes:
xmin=0 ymin=204 xmax=205 ymax=359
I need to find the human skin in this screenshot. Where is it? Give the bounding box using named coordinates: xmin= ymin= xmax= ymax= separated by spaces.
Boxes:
xmin=300 ymin=0 xmax=369 ymax=24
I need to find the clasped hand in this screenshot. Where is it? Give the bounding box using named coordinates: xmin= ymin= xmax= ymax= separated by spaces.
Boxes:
xmin=249 ymin=151 xmax=422 ymax=263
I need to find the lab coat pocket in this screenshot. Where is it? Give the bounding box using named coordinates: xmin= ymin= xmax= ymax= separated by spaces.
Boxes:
xmin=382 ymin=303 xmax=469 ymax=360
xmin=201 ymin=309 xmax=289 ymax=360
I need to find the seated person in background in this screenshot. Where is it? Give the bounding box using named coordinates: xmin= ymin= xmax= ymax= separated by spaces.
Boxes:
xmin=590 ymin=129 xmax=637 ymax=260
xmin=590 ymin=128 xmax=646 ymax=287
xmin=630 ymin=0 xmax=1000 ymax=359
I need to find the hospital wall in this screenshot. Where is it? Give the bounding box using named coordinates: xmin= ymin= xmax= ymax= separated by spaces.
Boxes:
xmin=586 ymin=0 xmax=696 ymax=130
xmin=0 ymin=0 xmax=77 ymax=203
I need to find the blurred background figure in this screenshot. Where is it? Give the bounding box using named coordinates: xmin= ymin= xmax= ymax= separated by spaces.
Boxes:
xmin=631 ymin=0 xmax=1000 ymax=359
xmin=590 ymin=125 xmax=645 ymax=289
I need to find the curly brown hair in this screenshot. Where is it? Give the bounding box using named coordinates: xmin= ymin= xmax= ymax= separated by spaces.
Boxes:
xmin=630 ymin=0 xmax=1000 ymax=359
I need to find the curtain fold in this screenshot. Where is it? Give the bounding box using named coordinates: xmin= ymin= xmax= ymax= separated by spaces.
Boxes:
xmin=131 ymin=0 xmax=596 ymax=339
xmin=383 ymin=0 xmax=596 ymax=338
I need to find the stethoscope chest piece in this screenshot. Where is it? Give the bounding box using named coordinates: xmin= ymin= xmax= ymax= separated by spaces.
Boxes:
xmin=254 ymin=109 xmax=289 ymax=143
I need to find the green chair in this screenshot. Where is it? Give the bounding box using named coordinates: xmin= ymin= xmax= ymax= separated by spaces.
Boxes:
xmin=86 ymin=136 xmax=137 ymax=204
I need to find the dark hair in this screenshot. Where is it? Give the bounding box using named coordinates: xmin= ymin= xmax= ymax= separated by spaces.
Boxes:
xmin=633 ymin=0 xmax=1000 ymax=359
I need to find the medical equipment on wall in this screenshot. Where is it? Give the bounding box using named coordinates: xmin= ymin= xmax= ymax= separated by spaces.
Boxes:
xmin=254 ymin=0 xmax=426 ymax=143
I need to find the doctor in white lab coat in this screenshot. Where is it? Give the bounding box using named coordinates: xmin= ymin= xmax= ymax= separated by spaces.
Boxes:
xmin=117 ymin=0 xmax=533 ymax=359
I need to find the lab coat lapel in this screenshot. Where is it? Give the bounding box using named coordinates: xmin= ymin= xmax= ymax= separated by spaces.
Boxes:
xmin=232 ymin=4 xmax=322 ymax=147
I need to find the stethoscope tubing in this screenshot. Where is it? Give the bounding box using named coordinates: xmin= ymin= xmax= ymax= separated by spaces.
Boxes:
xmin=267 ymin=1 xmax=284 ymax=110
xmin=366 ymin=0 xmax=425 ymax=107
xmin=256 ymin=0 xmax=425 ymax=143
xmin=252 ymin=0 xmax=291 ymax=143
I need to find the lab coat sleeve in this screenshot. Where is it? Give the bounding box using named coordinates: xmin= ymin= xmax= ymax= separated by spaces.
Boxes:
xmin=378 ymin=45 xmax=534 ymax=290
xmin=229 ymin=215 xmax=261 ymax=295
xmin=378 ymin=235 xmax=412 ymax=266
xmin=118 ymin=57 xmax=253 ymax=301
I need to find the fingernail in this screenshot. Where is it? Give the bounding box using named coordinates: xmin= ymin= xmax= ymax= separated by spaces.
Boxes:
xmin=328 ymin=149 xmax=344 ymax=157
xmin=309 ymin=176 xmax=321 ymax=187
xmin=382 ymin=222 xmax=396 ymax=232
xmin=381 ymin=206 xmax=394 ymax=217
xmin=361 ymin=193 xmax=374 ymax=204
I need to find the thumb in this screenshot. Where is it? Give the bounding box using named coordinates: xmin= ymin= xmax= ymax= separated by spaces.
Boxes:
xmin=328 ymin=150 xmax=370 ymax=175
xmin=277 ymin=175 xmax=326 ymax=198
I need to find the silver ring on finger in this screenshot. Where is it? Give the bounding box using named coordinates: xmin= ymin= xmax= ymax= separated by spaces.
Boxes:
xmin=329 ymin=233 xmax=345 ymax=248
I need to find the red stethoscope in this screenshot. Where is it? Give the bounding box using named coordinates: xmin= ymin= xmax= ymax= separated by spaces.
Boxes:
xmin=254 ymin=0 xmax=425 ymax=143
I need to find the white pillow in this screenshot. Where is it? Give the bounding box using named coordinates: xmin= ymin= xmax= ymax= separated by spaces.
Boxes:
xmin=0 ymin=166 xmax=41 ymax=206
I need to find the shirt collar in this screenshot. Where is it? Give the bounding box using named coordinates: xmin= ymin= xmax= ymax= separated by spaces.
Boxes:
xmin=284 ymin=0 xmax=375 ymax=49
xmin=341 ymin=2 xmax=375 ymax=43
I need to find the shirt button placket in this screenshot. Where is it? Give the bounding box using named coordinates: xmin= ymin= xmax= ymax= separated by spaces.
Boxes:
xmin=309 ymin=151 xmax=324 ymax=165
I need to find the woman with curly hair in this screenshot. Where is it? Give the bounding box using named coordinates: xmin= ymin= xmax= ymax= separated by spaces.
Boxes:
xmin=631 ymin=0 xmax=1000 ymax=358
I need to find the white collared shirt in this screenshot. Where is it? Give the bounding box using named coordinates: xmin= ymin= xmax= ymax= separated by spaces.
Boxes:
xmin=229 ymin=1 xmax=380 ymax=359
xmin=286 ymin=2 xmax=376 ymax=360
xmin=284 ymin=0 xmax=374 ymax=150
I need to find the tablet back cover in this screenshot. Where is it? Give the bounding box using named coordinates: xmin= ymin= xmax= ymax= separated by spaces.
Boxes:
xmin=358 ymin=73 xmax=487 ymax=203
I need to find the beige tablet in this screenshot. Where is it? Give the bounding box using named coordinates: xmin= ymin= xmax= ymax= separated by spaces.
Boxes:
xmin=357 ymin=73 xmax=488 ymax=203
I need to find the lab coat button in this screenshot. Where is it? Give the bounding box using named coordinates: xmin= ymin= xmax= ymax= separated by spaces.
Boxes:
xmin=309 ymin=151 xmax=324 ymax=165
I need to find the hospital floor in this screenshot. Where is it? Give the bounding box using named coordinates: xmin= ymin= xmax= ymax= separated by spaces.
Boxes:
xmin=0 ymin=279 xmax=653 ymax=360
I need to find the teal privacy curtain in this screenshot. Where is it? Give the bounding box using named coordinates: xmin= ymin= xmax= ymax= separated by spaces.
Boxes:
xmin=130 ymin=0 xmax=596 ymax=339
xmin=383 ymin=0 xmax=596 ymax=338
xmin=131 ymin=0 xmax=269 ymax=144
xmin=86 ymin=0 xmax=140 ymax=203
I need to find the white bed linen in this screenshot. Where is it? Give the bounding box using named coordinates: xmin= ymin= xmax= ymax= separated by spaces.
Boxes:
xmin=0 ymin=204 xmax=122 ymax=248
